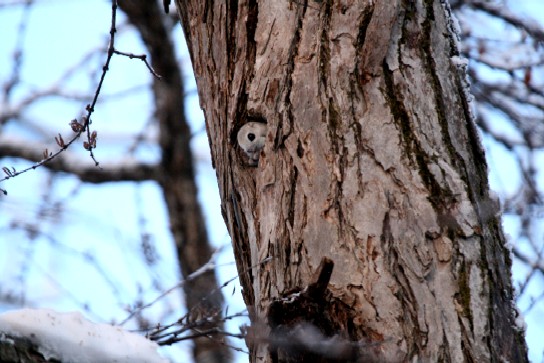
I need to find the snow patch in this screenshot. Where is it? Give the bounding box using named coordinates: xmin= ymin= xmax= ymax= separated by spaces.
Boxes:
xmin=514 ymin=306 xmax=527 ymax=332
xmin=450 ymin=55 xmax=468 ymax=67
xmin=442 ymin=0 xmax=462 ymax=50
xmin=0 ymin=308 xmax=167 ymax=363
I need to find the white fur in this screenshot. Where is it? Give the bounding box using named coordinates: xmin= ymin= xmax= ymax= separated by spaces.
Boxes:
xmin=237 ymin=122 xmax=266 ymax=165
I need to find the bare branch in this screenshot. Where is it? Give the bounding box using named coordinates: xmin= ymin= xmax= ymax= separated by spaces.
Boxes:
xmin=113 ymin=50 xmax=162 ymax=79
xmin=469 ymin=0 xmax=544 ymax=43
xmin=0 ymin=138 xmax=158 ymax=183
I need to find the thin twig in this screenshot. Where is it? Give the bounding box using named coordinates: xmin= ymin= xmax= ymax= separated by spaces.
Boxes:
xmin=113 ymin=50 xmax=162 ymax=79
xmin=0 ymin=0 xmax=161 ymax=195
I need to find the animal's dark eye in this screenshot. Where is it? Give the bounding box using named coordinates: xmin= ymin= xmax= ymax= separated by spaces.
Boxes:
xmin=247 ymin=133 xmax=255 ymax=141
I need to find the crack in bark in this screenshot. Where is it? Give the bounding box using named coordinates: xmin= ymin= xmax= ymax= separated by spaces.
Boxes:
xmin=287 ymin=167 xmax=298 ymax=228
xmin=275 ymin=5 xmax=306 ymax=150
xmin=381 ymin=208 xmax=430 ymax=360
xmin=354 ymin=4 xmax=374 ymax=86
xmin=351 ymin=121 xmax=366 ymax=195
xmin=318 ymin=0 xmax=332 ymax=94
xmin=226 ymin=0 xmax=238 ymax=84
xmin=421 ymin=0 xmax=467 ymax=186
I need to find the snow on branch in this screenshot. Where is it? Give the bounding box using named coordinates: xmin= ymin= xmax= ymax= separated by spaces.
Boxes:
xmin=0 ymin=308 xmax=167 ymax=363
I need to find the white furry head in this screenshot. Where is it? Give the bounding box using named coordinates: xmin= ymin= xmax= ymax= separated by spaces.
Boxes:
xmin=237 ymin=122 xmax=266 ymax=165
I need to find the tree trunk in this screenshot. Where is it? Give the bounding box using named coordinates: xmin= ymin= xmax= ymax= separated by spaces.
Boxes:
xmin=118 ymin=2 xmax=230 ymax=363
xmin=175 ymin=0 xmax=528 ymax=362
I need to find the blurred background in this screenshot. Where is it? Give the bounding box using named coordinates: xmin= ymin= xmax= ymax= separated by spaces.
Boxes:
xmin=0 ymin=0 xmax=543 ymax=362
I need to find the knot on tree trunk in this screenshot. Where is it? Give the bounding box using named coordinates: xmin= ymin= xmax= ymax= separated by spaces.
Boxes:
xmin=265 ymin=257 xmax=385 ymax=363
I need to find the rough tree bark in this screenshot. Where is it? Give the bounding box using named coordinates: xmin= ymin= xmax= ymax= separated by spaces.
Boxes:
xmin=175 ymin=0 xmax=528 ymax=362
xmin=0 ymin=334 xmax=50 ymax=363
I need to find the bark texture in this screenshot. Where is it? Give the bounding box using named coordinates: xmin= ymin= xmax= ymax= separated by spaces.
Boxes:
xmin=0 ymin=335 xmax=52 ymax=363
xmin=175 ymin=0 xmax=528 ymax=362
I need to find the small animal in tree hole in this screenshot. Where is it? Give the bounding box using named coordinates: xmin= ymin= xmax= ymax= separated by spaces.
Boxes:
xmin=237 ymin=122 xmax=266 ymax=166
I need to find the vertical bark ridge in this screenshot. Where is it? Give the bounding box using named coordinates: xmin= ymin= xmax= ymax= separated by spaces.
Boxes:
xmin=276 ymin=4 xmax=307 ymax=148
